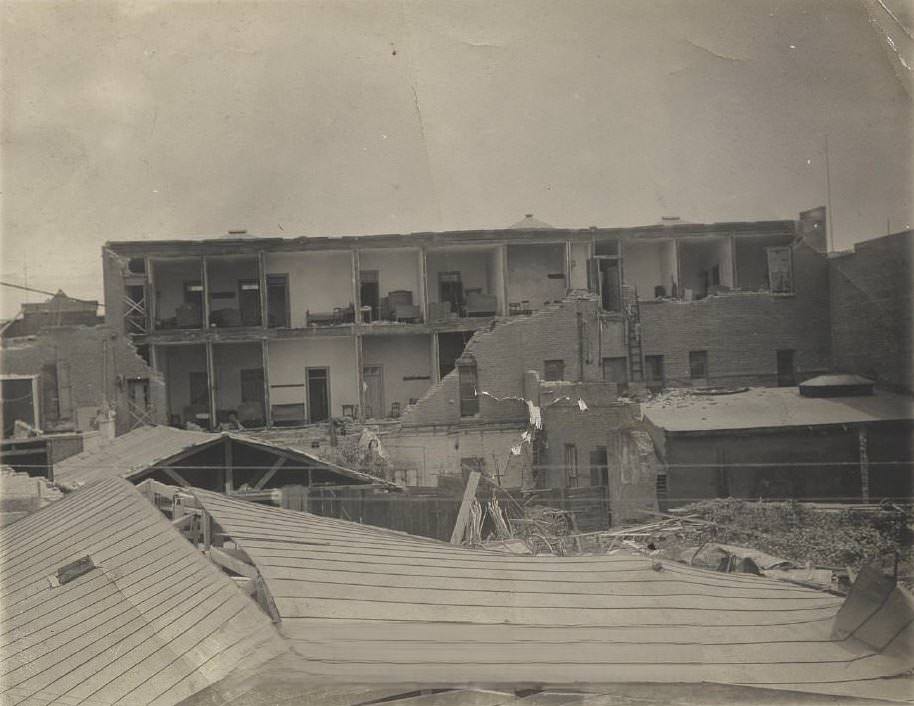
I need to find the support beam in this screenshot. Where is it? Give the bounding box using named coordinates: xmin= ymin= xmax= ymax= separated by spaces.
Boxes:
xmin=207 ymin=547 xmax=258 ymax=579
xmin=201 ymin=256 xmax=210 ymax=331
xmin=160 ymin=467 xmax=191 ymax=487
xmin=171 ymin=514 xmax=194 ymax=530
xmin=205 ymin=341 xmax=216 ymax=431
xmin=261 ymin=338 xmax=272 ymax=428
xmin=258 ymin=250 xmax=268 ymax=328
xmin=202 ymin=510 xmax=212 ymax=550
xmin=146 ymin=256 xmax=156 ymax=331
xmin=232 ymin=576 xmax=256 ymax=595
xmin=417 ymin=248 xmax=428 ymax=321
xmin=858 ymin=428 xmax=870 ymax=503
xmin=355 ymin=334 xmax=365 ymax=422
xmin=224 ymin=437 xmax=234 ymax=494
xmin=450 ymin=470 xmax=481 ymax=544
xmin=253 ymin=455 xmax=287 ymax=490
xmin=431 ymin=332 xmax=440 ymax=383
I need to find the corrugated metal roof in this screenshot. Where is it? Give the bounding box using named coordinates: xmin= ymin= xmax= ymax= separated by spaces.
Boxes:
xmin=0 ymin=478 xmax=285 ymax=705
xmin=642 ymin=387 xmax=914 ymax=433
xmin=53 ymin=426 xmax=218 ymax=488
xmin=188 ymin=489 xmax=914 ymax=696
xmin=53 ymin=426 xmax=399 ymax=490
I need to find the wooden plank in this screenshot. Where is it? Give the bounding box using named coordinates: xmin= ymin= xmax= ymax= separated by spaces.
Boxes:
xmin=160 ymin=467 xmax=191 ymax=488
xmin=450 ymin=471 xmax=480 ymax=544
xmin=224 ymin=438 xmax=234 ymax=494
xmin=253 ymin=456 xmax=286 ymax=490
xmin=206 ymin=547 xmax=258 ymax=579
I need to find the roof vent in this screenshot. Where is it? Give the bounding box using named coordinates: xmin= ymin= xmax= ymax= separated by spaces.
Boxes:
xmin=661 ymin=216 xmax=681 ymax=224
xmin=227 ymin=229 xmax=248 ymax=235
xmin=799 ymin=374 xmax=875 ymax=398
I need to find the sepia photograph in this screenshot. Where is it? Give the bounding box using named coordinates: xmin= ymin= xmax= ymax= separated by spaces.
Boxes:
xmin=0 ymin=1 xmax=912 ymax=704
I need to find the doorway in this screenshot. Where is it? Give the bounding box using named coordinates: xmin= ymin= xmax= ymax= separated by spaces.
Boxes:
xmin=362 ymin=365 xmax=384 ymax=419
xmin=777 ymin=349 xmax=796 ymax=387
xmin=307 ymin=368 xmax=330 ymax=422
xmin=266 ymin=274 xmax=290 ymax=328
xmin=360 ymin=270 xmax=380 ymax=321
xmin=602 ymin=357 xmax=628 ymax=392
xmin=439 ymin=272 xmax=464 ymax=316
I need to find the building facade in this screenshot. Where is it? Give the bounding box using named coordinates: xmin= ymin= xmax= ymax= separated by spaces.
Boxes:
xmin=102 ymin=210 xmax=830 ymax=439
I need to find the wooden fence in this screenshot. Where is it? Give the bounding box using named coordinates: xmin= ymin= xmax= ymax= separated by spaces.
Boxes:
xmin=281 ymin=483 xmax=610 ymax=541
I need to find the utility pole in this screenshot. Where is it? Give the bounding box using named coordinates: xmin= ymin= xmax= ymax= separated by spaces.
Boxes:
xmin=825 ymin=134 xmax=834 ymax=253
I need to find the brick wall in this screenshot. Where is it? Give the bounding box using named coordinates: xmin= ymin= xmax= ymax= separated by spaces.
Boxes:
xmin=639 ymin=241 xmax=832 ymax=387
xmin=829 ymin=230 xmax=913 ymax=392
xmin=401 ymin=295 xmax=626 ymax=427
xmin=1 ymin=325 xmax=166 ymax=436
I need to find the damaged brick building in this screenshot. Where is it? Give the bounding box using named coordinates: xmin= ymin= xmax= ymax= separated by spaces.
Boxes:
xmin=102 ymin=208 xmax=830 ymax=432
xmin=1 ymin=291 xmax=165 ymax=441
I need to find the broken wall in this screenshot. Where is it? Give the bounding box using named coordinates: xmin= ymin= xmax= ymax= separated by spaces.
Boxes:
xmin=537 ymin=381 xmax=654 ymax=524
xmin=400 ymin=295 xmax=626 ymax=428
xmin=1 ymin=326 xmax=165 ymax=437
xmin=829 ymin=230 xmax=913 ymax=393
xmin=380 ymin=424 xmax=528 ymax=488
xmin=639 ymin=241 xmax=831 ymax=387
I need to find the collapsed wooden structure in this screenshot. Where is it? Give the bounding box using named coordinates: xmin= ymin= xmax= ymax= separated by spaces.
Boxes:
xmin=3 ymin=477 xmax=913 ymax=705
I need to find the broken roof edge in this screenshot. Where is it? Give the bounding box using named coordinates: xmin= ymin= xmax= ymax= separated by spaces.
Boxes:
xmin=225 ymin=432 xmax=402 ymax=491
xmin=104 ymin=219 xmax=798 ymax=253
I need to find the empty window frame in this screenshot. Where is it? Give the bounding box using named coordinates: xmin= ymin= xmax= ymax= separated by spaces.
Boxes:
xmin=266 ymin=275 xmax=290 ymax=328
xmin=777 ymin=349 xmax=796 ymax=387
xmin=689 ymin=350 xmax=708 ymax=380
xmin=457 ymin=357 xmax=479 ymax=417
xmin=564 ymin=444 xmax=579 ymax=488
xmin=766 ymin=246 xmax=793 ymax=293
xmin=645 ymin=355 xmax=665 ymax=389
xmin=544 ymin=359 xmax=565 ymax=381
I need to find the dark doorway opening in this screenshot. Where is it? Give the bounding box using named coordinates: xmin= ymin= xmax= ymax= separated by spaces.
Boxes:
xmin=266 ymin=274 xmax=290 ymax=328
xmin=437 ymin=331 xmax=475 ymax=379
xmin=360 ymin=270 xmax=380 ymax=321
xmin=777 ymin=349 xmax=796 ymax=387
xmin=439 ymin=272 xmax=464 ymax=317
xmin=307 ymin=368 xmax=330 ymax=422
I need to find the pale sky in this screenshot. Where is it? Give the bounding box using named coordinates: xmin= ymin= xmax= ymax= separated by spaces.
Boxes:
xmin=2 ymin=0 xmax=912 ymax=317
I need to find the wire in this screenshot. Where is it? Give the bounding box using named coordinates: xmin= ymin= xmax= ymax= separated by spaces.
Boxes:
xmin=0 ymin=280 xmax=105 ymax=308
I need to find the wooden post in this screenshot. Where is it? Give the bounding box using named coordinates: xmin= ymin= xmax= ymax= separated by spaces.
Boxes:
xmin=224 ymin=437 xmax=234 ymax=494
xmin=145 ymin=256 xmax=155 ymax=331
xmin=450 ymin=470 xmax=481 ymax=544
xmin=499 ymin=244 xmax=508 ymax=316
xmin=355 ymin=334 xmax=365 ymax=422
xmin=258 ymin=250 xmax=268 ymax=328
xmin=205 ymin=341 xmax=216 ymax=431
xmin=201 ymin=256 xmax=210 ymax=330
xmin=417 ymin=248 xmax=428 ymax=322
xmin=431 ymin=333 xmax=440 ymax=383
xmin=202 ymin=510 xmax=212 ymax=550
xmin=261 ymin=338 xmax=272 ymax=428
xmin=858 ymin=427 xmax=870 ymax=503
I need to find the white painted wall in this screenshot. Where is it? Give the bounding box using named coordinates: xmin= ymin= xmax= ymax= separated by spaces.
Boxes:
xmin=359 ymin=248 xmax=421 ymax=304
xmin=362 ymin=334 xmax=433 ymax=417
xmin=382 ymin=426 xmax=528 ymax=487
xmin=212 ymin=342 xmax=262 ymax=410
xmin=267 ymin=338 xmax=358 ymax=417
xmin=426 ymin=249 xmax=498 ymax=305
xmin=206 ymin=256 xmax=258 ymax=308
xmin=568 ymin=241 xmax=590 ymax=289
xmin=679 ymin=237 xmax=734 ymax=297
xmin=623 ymin=240 xmax=677 ymax=299
xmin=264 ymin=251 xmax=353 ymax=328
xmin=152 ymin=258 xmax=202 ymax=321
xmin=507 ymin=244 xmax=566 ymax=309
xmin=161 ymin=344 xmax=207 ymax=418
